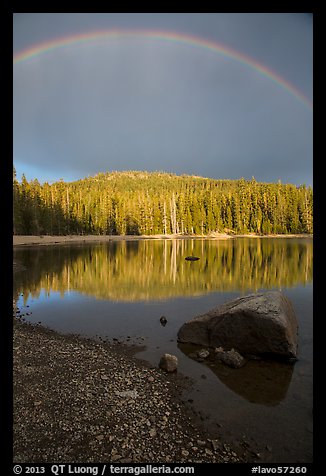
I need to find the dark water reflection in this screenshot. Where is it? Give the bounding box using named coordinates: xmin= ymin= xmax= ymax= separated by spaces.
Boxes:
xmin=178 ymin=343 xmax=294 ymax=406
xmin=13 ymin=238 xmax=313 ymax=463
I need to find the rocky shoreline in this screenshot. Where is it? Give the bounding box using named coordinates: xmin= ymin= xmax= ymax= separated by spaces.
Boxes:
xmin=13 ymin=314 xmax=263 ymax=464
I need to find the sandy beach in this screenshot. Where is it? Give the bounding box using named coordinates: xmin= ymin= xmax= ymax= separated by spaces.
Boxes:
xmin=13 ymin=233 xmax=311 ymax=247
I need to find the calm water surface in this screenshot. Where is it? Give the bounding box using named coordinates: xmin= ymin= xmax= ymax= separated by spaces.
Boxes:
xmin=13 ymin=238 xmax=313 ymax=462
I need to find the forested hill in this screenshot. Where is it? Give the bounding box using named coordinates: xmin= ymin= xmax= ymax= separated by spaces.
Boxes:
xmin=13 ymin=170 xmax=313 ymax=236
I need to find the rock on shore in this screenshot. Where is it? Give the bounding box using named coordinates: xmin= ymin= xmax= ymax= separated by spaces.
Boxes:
xmin=159 ymin=354 xmax=178 ymax=372
xmin=177 ymin=291 xmax=298 ymax=359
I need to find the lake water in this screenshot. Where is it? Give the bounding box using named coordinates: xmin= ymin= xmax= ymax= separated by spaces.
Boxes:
xmin=13 ymin=238 xmax=313 ymax=463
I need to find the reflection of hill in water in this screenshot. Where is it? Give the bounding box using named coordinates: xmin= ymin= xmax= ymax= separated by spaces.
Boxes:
xmin=178 ymin=343 xmax=293 ymax=405
xmin=14 ymin=238 xmax=313 ymax=302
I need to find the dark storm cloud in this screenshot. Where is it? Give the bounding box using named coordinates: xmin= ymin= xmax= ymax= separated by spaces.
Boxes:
xmin=13 ymin=13 xmax=312 ymax=185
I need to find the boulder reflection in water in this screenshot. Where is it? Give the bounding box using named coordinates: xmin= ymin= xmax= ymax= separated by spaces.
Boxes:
xmin=178 ymin=343 xmax=294 ymax=406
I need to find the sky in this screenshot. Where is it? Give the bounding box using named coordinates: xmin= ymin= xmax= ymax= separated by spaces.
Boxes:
xmin=13 ymin=13 xmax=313 ymax=186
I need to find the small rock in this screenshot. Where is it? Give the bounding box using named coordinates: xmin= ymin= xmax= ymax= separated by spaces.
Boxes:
xmin=197 ymin=349 xmax=210 ymax=359
xmin=181 ymin=449 xmax=189 ymax=457
xmin=215 ymin=347 xmax=246 ymax=368
xmin=211 ymin=440 xmax=220 ymax=451
xmin=115 ymin=390 xmax=139 ymax=398
xmin=197 ymin=440 xmax=206 ymax=447
xmin=159 ymin=354 xmax=178 ymax=373
xmin=149 ymin=428 xmax=157 ymax=437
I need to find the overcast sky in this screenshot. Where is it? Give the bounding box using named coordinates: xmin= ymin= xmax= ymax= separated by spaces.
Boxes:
xmin=13 ymin=13 xmax=313 ymax=186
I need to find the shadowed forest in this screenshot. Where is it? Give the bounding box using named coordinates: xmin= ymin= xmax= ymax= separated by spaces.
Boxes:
xmin=13 ymin=171 xmax=313 ymax=236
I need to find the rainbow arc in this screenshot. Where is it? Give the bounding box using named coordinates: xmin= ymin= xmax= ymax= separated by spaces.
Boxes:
xmin=13 ymin=29 xmax=312 ymax=110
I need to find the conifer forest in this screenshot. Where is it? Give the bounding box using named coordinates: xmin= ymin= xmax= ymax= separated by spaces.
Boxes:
xmin=13 ymin=170 xmax=313 ymax=236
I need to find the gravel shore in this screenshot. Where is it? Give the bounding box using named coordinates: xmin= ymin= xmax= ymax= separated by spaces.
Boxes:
xmin=13 ymin=313 xmax=259 ymax=464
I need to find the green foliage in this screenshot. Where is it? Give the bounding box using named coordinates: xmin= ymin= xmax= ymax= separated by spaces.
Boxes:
xmin=13 ymin=170 xmax=313 ymax=236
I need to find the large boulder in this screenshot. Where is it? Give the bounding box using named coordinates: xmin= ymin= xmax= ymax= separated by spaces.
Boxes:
xmin=177 ymin=291 xmax=298 ymax=359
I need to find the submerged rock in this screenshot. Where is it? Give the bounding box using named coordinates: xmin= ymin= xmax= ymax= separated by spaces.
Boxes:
xmin=214 ymin=347 xmax=245 ymax=368
xmin=197 ymin=349 xmax=210 ymax=359
xmin=177 ymin=291 xmax=298 ymax=359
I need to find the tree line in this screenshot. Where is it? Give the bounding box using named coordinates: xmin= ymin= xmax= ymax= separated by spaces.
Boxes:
xmin=13 ymin=170 xmax=313 ymax=236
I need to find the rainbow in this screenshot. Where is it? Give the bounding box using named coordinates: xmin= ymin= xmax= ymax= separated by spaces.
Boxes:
xmin=13 ymin=29 xmax=312 ymax=110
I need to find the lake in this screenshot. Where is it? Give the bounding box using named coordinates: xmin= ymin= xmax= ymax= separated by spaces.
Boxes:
xmin=13 ymin=237 xmax=313 ymax=463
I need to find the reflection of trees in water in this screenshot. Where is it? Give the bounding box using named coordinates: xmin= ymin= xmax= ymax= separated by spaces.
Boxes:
xmin=14 ymin=238 xmax=313 ymax=302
